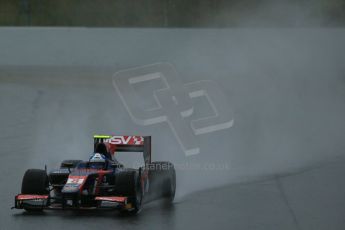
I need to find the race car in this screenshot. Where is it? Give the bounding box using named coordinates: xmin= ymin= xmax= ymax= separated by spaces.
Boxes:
xmin=13 ymin=135 xmax=176 ymax=214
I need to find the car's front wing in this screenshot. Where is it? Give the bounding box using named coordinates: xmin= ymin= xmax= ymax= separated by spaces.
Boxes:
xmin=13 ymin=194 xmax=133 ymax=211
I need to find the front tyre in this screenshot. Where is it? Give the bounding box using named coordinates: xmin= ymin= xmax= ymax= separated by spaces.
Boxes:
xmin=21 ymin=169 xmax=50 ymax=212
xmin=115 ymin=170 xmax=143 ymax=214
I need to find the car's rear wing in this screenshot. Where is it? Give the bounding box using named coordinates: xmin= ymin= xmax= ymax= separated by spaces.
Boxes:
xmin=93 ymin=135 xmax=151 ymax=164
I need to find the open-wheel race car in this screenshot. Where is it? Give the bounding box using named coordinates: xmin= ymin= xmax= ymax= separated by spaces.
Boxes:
xmin=13 ymin=135 xmax=176 ymax=214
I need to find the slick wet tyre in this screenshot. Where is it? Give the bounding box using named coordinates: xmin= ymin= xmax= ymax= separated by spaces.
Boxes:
xmin=115 ymin=170 xmax=143 ymax=214
xmin=148 ymin=162 xmax=176 ymax=202
xmin=21 ymin=169 xmax=49 ymax=211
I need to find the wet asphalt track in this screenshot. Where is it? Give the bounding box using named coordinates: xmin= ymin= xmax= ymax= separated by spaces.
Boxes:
xmin=7 ymin=160 xmax=345 ymax=230
xmin=1 ymin=28 xmax=345 ymax=229
xmin=0 ymin=68 xmax=344 ymax=230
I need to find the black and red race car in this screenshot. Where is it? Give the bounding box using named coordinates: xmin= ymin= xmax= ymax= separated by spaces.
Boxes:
xmin=13 ymin=135 xmax=176 ymax=214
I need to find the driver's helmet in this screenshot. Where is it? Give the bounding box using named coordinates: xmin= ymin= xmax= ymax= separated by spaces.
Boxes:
xmin=89 ymin=153 xmax=106 ymax=163
xmin=89 ymin=153 xmax=107 ymax=169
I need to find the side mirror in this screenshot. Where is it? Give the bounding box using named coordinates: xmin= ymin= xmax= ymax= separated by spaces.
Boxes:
xmin=110 ymin=163 xmax=123 ymax=169
xmin=61 ymin=162 xmax=75 ymax=168
xmin=61 ymin=162 xmax=75 ymax=173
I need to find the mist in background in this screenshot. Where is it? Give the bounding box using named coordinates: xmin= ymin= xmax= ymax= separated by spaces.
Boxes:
xmin=1 ymin=29 xmax=345 ymax=200
xmin=0 ymin=1 xmax=345 ymax=201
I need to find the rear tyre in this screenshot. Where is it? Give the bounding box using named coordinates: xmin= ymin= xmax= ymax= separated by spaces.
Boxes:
xmin=21 ymin=169 xmax=50 ymax=212
xmin=115 ymin=170 xmax=143 ymax=214
xmin=148 ymin=162 xmax=176 ymax=202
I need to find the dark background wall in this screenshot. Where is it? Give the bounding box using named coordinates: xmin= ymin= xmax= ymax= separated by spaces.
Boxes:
xmin=1 ymin=0 xmax=345 ymax=27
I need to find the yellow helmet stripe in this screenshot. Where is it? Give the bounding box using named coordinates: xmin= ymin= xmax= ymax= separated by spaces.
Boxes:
xmin=93 ymin=135 xmax=112 ymax=139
